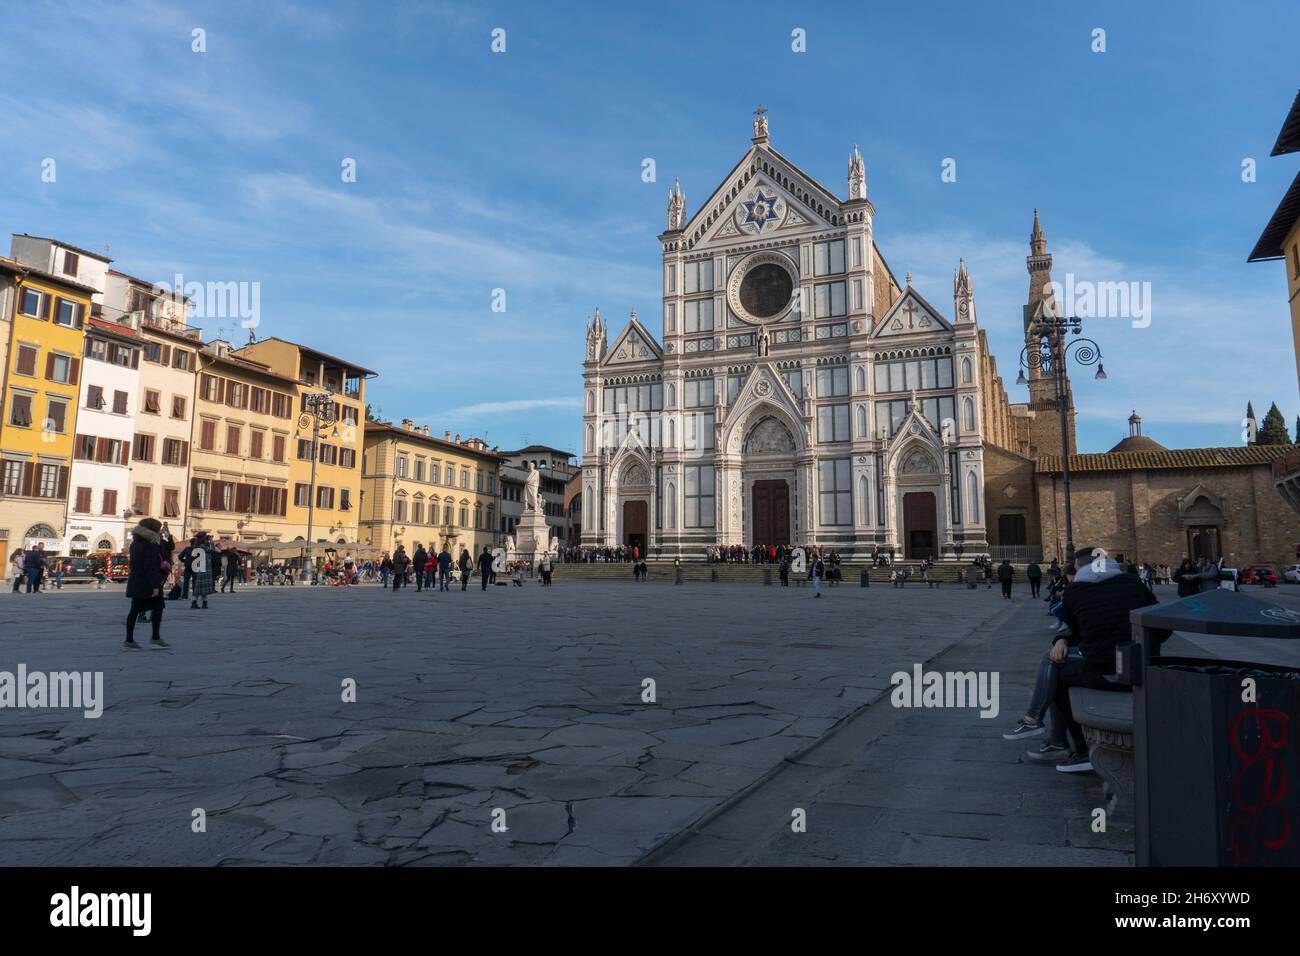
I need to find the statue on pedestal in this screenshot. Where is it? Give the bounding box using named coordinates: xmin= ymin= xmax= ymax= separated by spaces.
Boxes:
xmin=524 ymin=462 xmax=541 ymax=512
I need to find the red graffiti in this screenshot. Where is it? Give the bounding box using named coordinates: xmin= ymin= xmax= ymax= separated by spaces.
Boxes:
xmin=1226 ymin=705 xmax=1291 ymax=865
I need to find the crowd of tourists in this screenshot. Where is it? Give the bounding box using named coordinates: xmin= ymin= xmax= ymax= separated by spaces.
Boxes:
xmin=368 ymin=543 xmax=556 ymax=592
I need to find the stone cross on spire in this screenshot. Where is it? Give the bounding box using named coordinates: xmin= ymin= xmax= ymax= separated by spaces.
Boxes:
xmin=752 ymin=105 xmax=769 ymax=144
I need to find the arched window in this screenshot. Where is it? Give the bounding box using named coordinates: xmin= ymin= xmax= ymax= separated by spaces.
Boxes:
xmin=858 ymin=475 xmax=870 ymax=524
xmin=967 ymin=471 xmax=980 ymax=523
xmin=667 ymin=417 xmax=676 ymax=449
xmin=856 ymin=405 xmax=867 ymax=437
xmin=963 ymin=397 xmax=976 ymax=431
xmin=961 ymin=357 xmax=973 ymax=384
xmin=586 ymin=391 xmax=594 ymax=413
xmin=667 ymin=383 xmax=676 ymax=407
xmin=855 ymin=367 xmax=866 ymax=392
xmin=667 ymin=483 xmax=677 ymax=529
xmin=585 ymin=424 xmax=594 ymax=453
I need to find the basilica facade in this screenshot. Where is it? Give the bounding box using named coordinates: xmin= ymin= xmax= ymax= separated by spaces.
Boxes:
xmin=580 ymin=110 xmax=1027 ymax=560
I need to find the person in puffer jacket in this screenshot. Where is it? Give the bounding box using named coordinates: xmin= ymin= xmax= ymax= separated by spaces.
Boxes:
xmin=1048 ymin=548 xmax=1157 ymax=774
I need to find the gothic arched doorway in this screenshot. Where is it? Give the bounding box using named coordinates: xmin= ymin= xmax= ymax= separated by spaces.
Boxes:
xmin=623 ymin=500 xmax=647 ymax=551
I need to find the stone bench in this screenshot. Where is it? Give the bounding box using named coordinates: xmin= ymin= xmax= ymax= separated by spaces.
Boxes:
xmin=1068 ymin=686 xmax=1135 ymax=826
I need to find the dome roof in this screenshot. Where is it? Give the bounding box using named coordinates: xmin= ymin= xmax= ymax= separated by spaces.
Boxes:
xmin=1107 ymin=434 xmax=1168 ymax=454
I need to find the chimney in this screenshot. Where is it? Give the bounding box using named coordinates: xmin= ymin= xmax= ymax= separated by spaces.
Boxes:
xmin=401 ymin=418 xmax=414 ymax=430
xmin=444 ymin=431 xmax=451 ymax=441
xmin=454 ymin=433 xmax=461 ymax=444
xmin=422 ymin=425 xmax=429 ymax=436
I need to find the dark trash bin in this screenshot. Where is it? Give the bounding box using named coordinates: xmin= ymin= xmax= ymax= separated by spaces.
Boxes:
xmin=1120 ymin=589 xmax=1300 ymax=866
xmin=860 ymin=568 xmax=870 ymax=588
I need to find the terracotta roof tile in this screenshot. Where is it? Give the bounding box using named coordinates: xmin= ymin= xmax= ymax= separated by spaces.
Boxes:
xmin=1037 ymin=444 xmax=1294 ymax=474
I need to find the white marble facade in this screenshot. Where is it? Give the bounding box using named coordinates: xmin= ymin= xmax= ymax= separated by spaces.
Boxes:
xmin=581 ymin=112 xmax=990 ymax=560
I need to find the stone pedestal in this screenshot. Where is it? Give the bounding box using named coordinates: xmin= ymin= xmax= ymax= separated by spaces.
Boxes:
xmin=514 ymin=508 xmax=552 ymax=562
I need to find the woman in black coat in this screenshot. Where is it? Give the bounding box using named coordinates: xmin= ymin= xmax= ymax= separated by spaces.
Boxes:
xmin=1173 ymin=558 xmax=1200 ymax=598
xmin=125 ymin=518 xmax=169 ymax=648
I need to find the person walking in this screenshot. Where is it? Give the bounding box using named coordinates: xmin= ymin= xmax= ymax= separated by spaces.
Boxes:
xmin=379 ymin=553 xmax=391 ymax=588
xmin=458 ymin=548 xmax=472 ymax=591
xmin=188 ymin=533 xmax=215 ymax=609
xmin=178 ymin=538 xmax=196 ymax=599
xmin=812 ymin=553 xmax=825 ymax=598
xmin=1026 ymin=559 xmax=1042 ymax=598
xmin=779 ymin=556 xmax=790 ymax=587
xmin=219 ymin=544 xmax=240 ymax=593
xmin=438 ymin=545 xmax=452 ymax=591
xmin=124 ymin=518 xmax=169 ymax=649
xmin=413 ymin=544 xmax=428 ymax=593
xmin=478 ymin=546 xmax=494 ymax=591
xmin=997 ymin=559 xmax=1015 ymax=599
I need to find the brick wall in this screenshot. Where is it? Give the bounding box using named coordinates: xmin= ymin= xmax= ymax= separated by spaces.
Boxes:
xmin=1035 ymin=463 xmax=1300 ymax=567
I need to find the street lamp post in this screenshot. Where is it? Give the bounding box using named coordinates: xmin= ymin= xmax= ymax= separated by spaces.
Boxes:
xmin=299 ymin=390 xmax=337 ymax=585
xmin=1017 ymin=315 xmax=1106 ymax=563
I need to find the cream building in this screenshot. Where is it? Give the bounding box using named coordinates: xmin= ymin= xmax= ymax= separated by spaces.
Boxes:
xmin=1249 ymin=90 xmax=1300 ymax=391
xmin=188 ymin=340 xmax=296 ymax=542
xmin=106 ymin=270 xmax=201 ymax=535
xmin=233 ymin=338 xmax=372 ymax=544
xmin=360 ymin=421 xmax=503 ymax=556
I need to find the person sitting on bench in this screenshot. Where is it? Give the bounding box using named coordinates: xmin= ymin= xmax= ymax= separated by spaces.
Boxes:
xmin=1032 ymin=547 xmax=1156 ymax=774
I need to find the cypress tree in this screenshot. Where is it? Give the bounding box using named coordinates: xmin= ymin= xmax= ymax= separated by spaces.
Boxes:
xmin=1255 ymin=402 xmax=1292 ymax=445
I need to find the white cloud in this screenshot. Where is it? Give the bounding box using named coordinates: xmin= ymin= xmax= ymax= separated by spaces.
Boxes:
xmin=438 ymin=398 xmax=581 ymax=418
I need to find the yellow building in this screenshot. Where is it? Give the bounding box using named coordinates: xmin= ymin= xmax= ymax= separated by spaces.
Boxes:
xmin=0 ymin=257 xmax=93 ymax=558
xmin=187 ymin=340 xmax=298 ymax=542
xmin=360 ymin=420 xmax=503 ymax=557
xmin=232 ymin=338 xmax=373 ymax=544
xmin=1250 ymin=90 xmax=1300 ymax=391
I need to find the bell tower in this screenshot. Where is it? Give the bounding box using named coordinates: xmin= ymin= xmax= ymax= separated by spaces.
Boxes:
xmin=1022 ymin=210 xmax=1075 ymax=458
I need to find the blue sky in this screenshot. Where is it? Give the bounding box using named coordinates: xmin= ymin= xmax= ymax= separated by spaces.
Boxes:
xmin=1 ymin=0 xmax=1297 ymax=455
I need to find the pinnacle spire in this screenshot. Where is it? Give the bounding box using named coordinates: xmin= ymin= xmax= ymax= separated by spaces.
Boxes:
xmin=1030 ymin=208 xmax=1047 ymax=256
xmin=847 ymin=143 xmax=867 ymax=200
xmin=954 ymin=257 xmax=970 ymax=294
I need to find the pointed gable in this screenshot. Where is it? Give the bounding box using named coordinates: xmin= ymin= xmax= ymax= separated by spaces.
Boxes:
xmin=601 ymin=314 xmax=663 ymax=367
xmin=684 ymin=144 xmax=844 ymax=251
xmin=872 ymin=286 xmax=951 ymax=339
xmin=720 ymin=361 xmax=808 ymax=455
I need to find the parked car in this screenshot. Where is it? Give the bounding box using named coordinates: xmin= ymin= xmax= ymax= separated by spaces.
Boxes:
xmin=93 ymin=552 xmax=130 ymax=582
xmin=58 ymin=557 xmax=101 ymax=584
xmin=1241 ymin=565 xmax=1279 ymax=587
xmin=1283 ymin=564 xmax=1300 ymax=584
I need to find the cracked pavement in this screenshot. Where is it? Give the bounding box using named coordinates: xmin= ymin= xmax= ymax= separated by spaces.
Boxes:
xmin=1 ymin=579 xmax=1017 ymax=865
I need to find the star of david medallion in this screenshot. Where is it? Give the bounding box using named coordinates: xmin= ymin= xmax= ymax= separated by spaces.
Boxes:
xmin=741 ymin=190 xmax=780 ymax=233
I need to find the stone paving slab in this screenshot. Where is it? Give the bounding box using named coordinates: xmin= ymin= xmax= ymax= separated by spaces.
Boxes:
xmin=730 ymin=597 xmax=1135 ymax=867
xmin=0 ymin=581 xmax=1021 ymax=865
